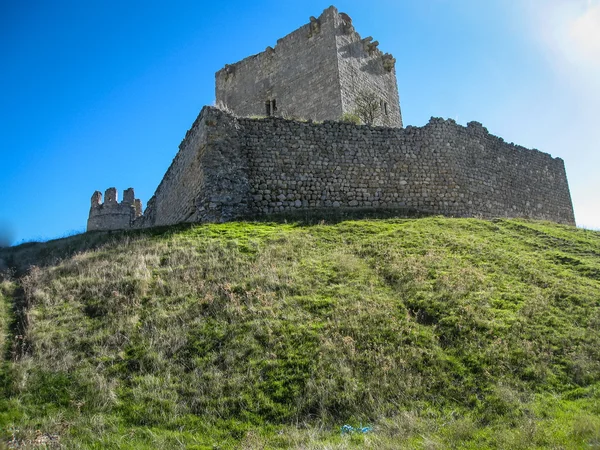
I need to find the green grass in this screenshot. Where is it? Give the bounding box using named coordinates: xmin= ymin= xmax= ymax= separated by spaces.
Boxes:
xmin=0 ymin=217 xmax=599 ymax=448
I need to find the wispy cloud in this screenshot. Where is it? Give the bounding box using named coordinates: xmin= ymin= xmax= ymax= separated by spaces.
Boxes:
xmin=568 ymin=1 xmax=600 ymax=69
xmin=520 ymin=0 xmax=599 ymax=229
xmin=525 ymin=0 xmax=600 ymax=91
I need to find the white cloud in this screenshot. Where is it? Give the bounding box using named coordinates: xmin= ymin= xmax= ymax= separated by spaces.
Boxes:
xmin=525 ymin=0 xmax=600 ymax=86
xmin=568 ymin=1 xmax=600 ymax=68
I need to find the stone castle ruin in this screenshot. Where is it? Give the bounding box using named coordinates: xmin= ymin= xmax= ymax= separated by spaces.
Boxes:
xmin=87 ymin=6 xmax=575 ymax=232
xmin=215 ymin=6 xmax=402 ymax=128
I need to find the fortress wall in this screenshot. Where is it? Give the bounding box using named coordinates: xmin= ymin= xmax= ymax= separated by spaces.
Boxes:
xmin=191 ymin=110 xmax=250 ymax=223
xmin=240 ymin=117 xmax=456 ymax=215
xmin=94 ymin=108 xmax=574 ymax=231
xmin=141 ymin=111 xmax=211 ymax=227
xmin=215 ymin=7 xmax=343 ymax=122
xmin=137 ymin=108 xmax=249 ymax=228
xmin=233 ymin=112 xmax=574 ymax=224
xmin=333 ymin=13 xmax=402 ymax=127
xmin=426 ymin=119 xmax=575 ymax=224
xmin=433 ymin=120 xmax=575 ymax=224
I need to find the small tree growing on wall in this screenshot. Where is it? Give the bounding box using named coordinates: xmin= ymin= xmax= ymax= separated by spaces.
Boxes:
xmin=353 ymin=90 xmax=381 ymax=125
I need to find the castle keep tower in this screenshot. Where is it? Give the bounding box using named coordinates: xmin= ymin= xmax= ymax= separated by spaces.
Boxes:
xmin=215 ymin=6 xmax=402 ymax=128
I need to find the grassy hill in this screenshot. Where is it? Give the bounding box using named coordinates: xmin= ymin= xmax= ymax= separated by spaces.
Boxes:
xmin=1 ymin=217 xmax=599 ymax=449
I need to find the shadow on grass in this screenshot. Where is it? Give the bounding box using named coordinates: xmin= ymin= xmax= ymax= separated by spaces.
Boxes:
xmin=239 ymin=206 xmax=438 ymax=226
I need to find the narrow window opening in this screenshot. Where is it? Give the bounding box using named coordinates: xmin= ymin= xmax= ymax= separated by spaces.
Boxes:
xmin=265 ymin=99 xmax=277 ymax=116
xmin=384 ymin=102 xmax=388 ymax=115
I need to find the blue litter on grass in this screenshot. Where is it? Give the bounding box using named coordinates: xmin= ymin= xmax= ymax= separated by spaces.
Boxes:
xmin=341 ymin=424 xmax=372 ymax=435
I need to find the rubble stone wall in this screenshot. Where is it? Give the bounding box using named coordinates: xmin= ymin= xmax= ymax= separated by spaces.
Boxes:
xmin=88 ymin=107 xmax=575 ymax=231
xmin=237 ymin=112 xmax=574 ymax=224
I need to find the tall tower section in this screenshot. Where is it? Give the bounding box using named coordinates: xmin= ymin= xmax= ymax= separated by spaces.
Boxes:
xmin=215 ymin=6 xmax=402 ymax=128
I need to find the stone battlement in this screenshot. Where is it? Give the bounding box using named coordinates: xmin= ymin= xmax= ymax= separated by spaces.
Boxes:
xmin=87 ymin=188 xmax=142 ymax=231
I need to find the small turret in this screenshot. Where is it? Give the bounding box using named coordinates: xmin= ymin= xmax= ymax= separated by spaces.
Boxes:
xmin=87 ymin=187 xmax=143 ymax=231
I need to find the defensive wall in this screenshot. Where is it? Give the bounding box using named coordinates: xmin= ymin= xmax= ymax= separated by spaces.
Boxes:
xmin=88 ymin=107 xmax=575 ymax=230
xmin=215 ymin=6 xmax=402 ymax=128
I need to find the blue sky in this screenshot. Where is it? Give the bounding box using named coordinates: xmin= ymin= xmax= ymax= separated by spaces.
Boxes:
xmin=1 ymin=0 xmax=599 ymax=245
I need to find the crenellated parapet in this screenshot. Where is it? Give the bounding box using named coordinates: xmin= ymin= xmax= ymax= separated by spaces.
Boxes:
xmin=87 ymin=187 xmax=143 ymax=231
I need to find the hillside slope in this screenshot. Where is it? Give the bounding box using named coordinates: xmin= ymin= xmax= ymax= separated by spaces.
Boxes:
xmin=1 ymin=217 xmax=599 ymax=449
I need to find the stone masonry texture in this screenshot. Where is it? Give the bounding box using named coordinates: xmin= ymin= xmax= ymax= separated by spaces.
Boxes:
xmin=215 ymin=6 xmax=402 ymax=127
xmin=87 ymin=107 xmax=575 ymax=231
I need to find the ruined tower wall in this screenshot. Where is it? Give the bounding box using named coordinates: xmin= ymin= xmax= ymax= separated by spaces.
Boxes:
xmin=215 ymin=7 xmax=343 ymax=122
xmin=215 ymin=6 xmax=403 ymax=127
xmin=333 ymin=13 xmax=402 ymax=127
